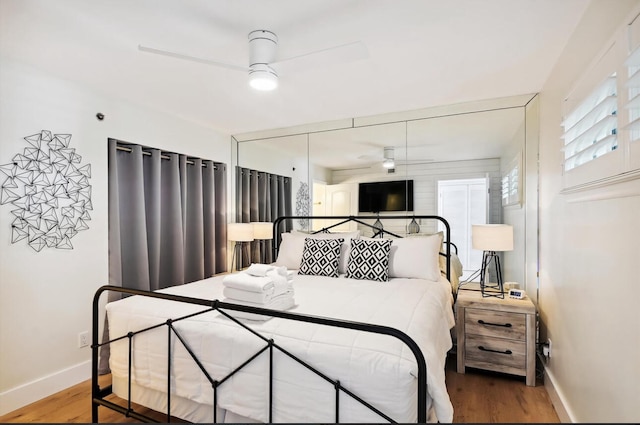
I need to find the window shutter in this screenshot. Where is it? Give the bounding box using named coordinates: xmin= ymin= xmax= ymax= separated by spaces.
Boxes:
xmin=625 ymin=46 xmax=640 ymax=143
xmin=561 ymin=74 xmax=617 ymax=172
xmin=501 ymin=155 xmax=520 ymax=206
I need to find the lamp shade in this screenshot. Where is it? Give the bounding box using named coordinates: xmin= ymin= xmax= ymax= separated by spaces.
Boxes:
xmin=251 ymin=222 xmax=273 ymax=240
xmin=228 ymin=223 xmax=254 ymax=242
xmin=472 ymin=224 xmax=513 ymax=251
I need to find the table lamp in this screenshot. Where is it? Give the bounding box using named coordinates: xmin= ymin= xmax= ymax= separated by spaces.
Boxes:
xmin=471 ymin=224 xmax=513 ymax=298
xmin=251 ymin=221 xmax=273 ymax=264
xmin=228 ymin=223 xmax=254 ymax=271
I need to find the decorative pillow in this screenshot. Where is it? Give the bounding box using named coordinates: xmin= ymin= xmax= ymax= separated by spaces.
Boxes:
xmin=298 ymin=238 xmax=344 ymax=277
xmin=346 ymin=238 xmax=393 ymax=282
xmin=273 ymin=232 xmax=307 ymax=269
xmin=274 ymin=230 xmax=360 ymax=272
xmin=294 ymin=230 xmax=360 ymax=273
xmin=388 ymin=233 xmax=442 ymax=281
xmin=408 ymin=231 xmax=447 ymax=274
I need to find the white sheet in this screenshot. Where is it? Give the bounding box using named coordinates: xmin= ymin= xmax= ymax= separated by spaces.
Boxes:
xmin=107 ymin=272 xmax=455 ymax=423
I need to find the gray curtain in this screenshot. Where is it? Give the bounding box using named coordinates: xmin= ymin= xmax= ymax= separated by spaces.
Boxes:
xmin=100 ymin=139 xmax=227 ymax=373
xmin=236 ymin=166 xmax=292 ymax=266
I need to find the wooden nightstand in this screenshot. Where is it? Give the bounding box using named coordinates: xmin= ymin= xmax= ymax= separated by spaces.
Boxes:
xmin=456 ymin=287 xmax=537 ymax=386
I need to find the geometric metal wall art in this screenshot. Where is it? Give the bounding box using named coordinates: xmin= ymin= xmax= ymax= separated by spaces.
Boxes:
xmin=295 ymin=181 xmax=310 ymax=230
xmin=0 ymin=130 xmax=92 ymax=252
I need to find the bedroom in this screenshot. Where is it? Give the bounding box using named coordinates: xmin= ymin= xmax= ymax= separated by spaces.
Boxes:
xmin=0 ymin=0 xmax=638 ymax=423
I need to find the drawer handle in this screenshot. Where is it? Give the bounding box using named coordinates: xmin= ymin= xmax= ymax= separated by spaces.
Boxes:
xmin=478 ymin=319 xmax=512 ymax=328
xmin=478 ymin=345 xmax=512 ymax=355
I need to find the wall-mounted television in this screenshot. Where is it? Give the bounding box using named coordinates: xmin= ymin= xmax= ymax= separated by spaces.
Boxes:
xmin=358 ymin=180 xmax=414 ymax=212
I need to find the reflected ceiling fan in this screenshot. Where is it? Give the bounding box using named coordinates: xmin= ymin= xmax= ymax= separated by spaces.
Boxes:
xmin=138 ymin=29 xmax=368 ymax=91
xmin=357 ymin=146 xmax=397 ymax=169
xmin=357 ymin=146 xmax=434 ymax=169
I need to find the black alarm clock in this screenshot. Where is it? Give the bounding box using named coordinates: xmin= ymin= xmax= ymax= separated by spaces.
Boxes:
xmin=508 ymin=288 xmax=525 ymax=299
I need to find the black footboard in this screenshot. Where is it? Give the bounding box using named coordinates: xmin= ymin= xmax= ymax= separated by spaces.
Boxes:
xmin=91 ymin=285 xmax=429 ymax=423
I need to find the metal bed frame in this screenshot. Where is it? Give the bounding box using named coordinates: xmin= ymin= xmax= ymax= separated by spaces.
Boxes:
xmin=91 ymin=215 xmax=453 ymax=424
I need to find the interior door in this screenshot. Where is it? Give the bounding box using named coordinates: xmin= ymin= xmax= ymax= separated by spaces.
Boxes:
xmin=312 ymin=181 xmax=327 ymax=231
xmin=438 ymin=178 xmax=488 ymax=280
xmin=324 ymin=183 xmax=358 ymax=231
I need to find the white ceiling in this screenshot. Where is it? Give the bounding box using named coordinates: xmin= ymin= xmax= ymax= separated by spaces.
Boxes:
xmin=0 ymin=0 xmax=589 ymax=137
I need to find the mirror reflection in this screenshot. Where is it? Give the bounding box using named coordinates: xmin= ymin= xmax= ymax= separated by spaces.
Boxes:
xmin=234 ymin=95 xmax=531 ymax=288
xmin=309 ymin=122 xmax=407 ymax=232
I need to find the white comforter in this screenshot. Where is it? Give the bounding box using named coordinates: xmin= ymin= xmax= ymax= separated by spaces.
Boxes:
xmin=107 ymin=273 xmax=455 ymax=423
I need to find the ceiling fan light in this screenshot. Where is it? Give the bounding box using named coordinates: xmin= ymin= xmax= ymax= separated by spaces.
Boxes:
xmin=383 ymin=158 xmax=395 ymax=168
xmin=249 ymin=64 xmax=278 ymax=91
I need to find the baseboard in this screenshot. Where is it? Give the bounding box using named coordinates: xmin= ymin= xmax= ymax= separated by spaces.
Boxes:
xmin=543 ymin=365 xmax=576 ymax=423
xmin=0 ymin=360 xmax=91 ymax=416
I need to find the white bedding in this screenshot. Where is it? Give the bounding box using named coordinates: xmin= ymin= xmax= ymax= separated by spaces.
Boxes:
xmin=106 ymin=272 xmax=455 ymax=423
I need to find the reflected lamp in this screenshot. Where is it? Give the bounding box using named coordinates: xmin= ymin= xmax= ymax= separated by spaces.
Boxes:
xmin=228 ymin=223 xmax=254 ymax=271
xmin=251 ymin=222 xmax=273 ymax=263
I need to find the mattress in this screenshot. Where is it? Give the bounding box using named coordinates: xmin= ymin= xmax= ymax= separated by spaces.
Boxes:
xmin=106 ymin=272 xmax=455 ymax=423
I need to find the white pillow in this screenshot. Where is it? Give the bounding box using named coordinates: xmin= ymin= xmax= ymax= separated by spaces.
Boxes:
xmin=408 ymin=231 xmax=448 ymax=275
xmin=387 ymin=233 xmax=442 ymax=281
xmin=273 ymin=232 xmax=306 ymax=269
xmin=274 ymin=230 xmax=361 ymax=272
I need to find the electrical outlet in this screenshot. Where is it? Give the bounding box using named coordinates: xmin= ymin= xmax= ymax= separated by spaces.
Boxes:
xmin=78 ymin=331 xmax=89 ymax=348
xmin=541 ymin=338 xmax=552 ymax=364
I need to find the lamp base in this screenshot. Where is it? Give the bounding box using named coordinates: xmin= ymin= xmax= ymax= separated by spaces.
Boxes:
xmin=231 ymin=241 xmax=251 ymax=272
xmin=480 ymin=251 xmax=505 ymax=299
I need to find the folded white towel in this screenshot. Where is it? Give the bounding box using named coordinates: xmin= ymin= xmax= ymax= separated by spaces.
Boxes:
xmin=222 ymin=291 xmax=295 ymax=321
xmin=275 ymin=266 xmax=288 ymax=277
xmin=245 ymin=263 xmax=275 ymax=277
xmin=222 ymin=272 xmax=274 ymax=294
xmin=266 ymin=269 xmax=293 ymax=297
xmin=223 ymin=286 xmax=270 ymax=304
xmin=223 ymin=284 xmax=294 ymax=304
xmin=222 ymin=286 xmax=293 ymax=304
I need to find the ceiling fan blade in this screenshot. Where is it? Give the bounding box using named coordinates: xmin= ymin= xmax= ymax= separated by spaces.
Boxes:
xmin=357 ymin=154 xmax=384 ymax=161
xmin=273 ymin=40 xmax=368 ymax=67
xmin=138 ymin=45 xmax=249 ymax=72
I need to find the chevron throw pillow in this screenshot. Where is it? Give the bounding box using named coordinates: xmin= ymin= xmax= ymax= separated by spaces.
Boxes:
xmin=298 ymin=238 xmax=344 ymax=277
xmin=346 ymin=238 xmax=392 ymax=282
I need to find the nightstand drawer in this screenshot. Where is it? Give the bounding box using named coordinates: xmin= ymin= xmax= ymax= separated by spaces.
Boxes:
xmin=465 ymin=308 xmax=526 ymax=340
xmin=465 ymin=334 xmax=526 ymax=375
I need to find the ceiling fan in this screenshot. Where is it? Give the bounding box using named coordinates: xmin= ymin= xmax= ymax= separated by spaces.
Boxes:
xmin=357 ymin=146 xmax=396 ymax=169
xmin=138 ymin=29 xmax=368 ymax=91
xmin=357 ymin=146 xmax=434 ymax=169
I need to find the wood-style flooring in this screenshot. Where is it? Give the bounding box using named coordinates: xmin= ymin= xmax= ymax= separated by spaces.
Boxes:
xmin=0 ymin=354 xmax=559 ymax=423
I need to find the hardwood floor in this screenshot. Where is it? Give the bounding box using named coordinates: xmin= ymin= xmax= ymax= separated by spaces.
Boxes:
xmin=445 ymin=355 xmax=559 ymax=423
xmin=0 ymin=354 xmax=559 ymax=423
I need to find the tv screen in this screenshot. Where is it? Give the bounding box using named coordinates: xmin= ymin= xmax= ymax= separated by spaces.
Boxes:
xmin=358 ymin=180 xmax=414 ymax=212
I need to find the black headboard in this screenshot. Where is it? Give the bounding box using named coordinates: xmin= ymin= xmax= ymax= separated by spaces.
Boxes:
xmin=272 ymin=215 xmax=454 ymax=281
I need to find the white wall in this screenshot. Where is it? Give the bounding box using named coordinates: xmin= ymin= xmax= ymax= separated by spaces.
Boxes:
xmin=235 ymin=136 xmax=312 ymax=229
xmin=538 ymin=1 xmax=640 ymax=422
xmin=237 ymin=137 xmax=305 ymax=179
xmin=0 ymin=59 xmax=231 ymax=414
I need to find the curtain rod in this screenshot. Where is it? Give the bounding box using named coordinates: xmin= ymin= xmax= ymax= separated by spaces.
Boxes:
xmin=116 ymin=145 xmax=219 ymax=169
